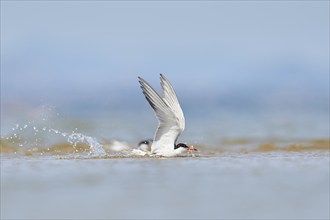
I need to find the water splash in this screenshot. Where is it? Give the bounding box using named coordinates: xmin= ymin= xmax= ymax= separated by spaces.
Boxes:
xmin=67 ymin=132 xmax=106 ymax=156
xmin=3 ymin=123 xmax=106 ymax=157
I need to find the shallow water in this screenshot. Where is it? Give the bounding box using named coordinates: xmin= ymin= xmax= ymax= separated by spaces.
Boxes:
xmin=1 ymin=109 xmax=329 ymax=219
xmin=1 ymin=151 xmax=329 ymax=219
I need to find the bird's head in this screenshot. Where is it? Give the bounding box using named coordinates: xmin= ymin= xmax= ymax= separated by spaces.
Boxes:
xmin=175 ymin=143 xmax=197 ymax=152
xmin=138 ymin=139 xmax=153 ymax=152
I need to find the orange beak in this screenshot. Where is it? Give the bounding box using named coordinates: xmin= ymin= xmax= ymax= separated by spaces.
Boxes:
xmin=188 ymin=146 xmax=197 ymax=151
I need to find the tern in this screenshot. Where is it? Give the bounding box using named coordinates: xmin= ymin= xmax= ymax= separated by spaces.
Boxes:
xmin=138 ymin=74 xmax=196 ymax=156
xmin=137 ymin=139 xmax=153 ymax=152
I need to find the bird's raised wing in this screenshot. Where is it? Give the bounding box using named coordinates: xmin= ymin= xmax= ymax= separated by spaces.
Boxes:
xmin=160 ymin=74 xmax=185 ymax=131
xmin=138 ymin=75 xmax=185 ymax=153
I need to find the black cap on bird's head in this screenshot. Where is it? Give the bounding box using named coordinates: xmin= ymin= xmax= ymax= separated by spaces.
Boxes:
xmin=138 ymin=139 xmax=153 ymax=152
xmin=175 ymin=143 xmax=197 ymax=151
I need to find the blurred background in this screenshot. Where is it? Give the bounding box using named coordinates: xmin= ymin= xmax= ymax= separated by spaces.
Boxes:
xmin=1 ymin=3 xmax=329 ymax=219
xmin=1 ymin=1 xmax=329 ymax=145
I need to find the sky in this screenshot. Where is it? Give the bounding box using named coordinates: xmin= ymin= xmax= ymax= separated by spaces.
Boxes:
xmin=1 ymin=1 xmax=329 ymax=117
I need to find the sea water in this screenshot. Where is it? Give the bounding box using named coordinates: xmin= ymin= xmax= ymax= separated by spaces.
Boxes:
xmin=1 ymin=107 xmax=329 ymax=219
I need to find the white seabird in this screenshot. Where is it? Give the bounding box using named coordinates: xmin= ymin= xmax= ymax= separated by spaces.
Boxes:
xmin=138 ymin=74 xmax=196 ymax=157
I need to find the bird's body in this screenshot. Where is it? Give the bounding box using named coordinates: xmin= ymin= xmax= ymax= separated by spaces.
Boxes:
xmin=138 ymin=74 xmax=195 ymax=156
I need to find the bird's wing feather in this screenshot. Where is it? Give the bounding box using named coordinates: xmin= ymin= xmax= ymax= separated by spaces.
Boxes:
xmin=138 ymin=77 xmax=169 ymax=124
xmin=160 ymin=74 xmax=185 ymax=131
xmin=138 ymin=75 xmax=185 ymax=153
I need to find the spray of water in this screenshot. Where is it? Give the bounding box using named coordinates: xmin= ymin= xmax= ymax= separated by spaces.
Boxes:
xmin=67 ymin=132 xmax=106 ymax=156
xmin=3 ymin=123 xmax=106 ymax=157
